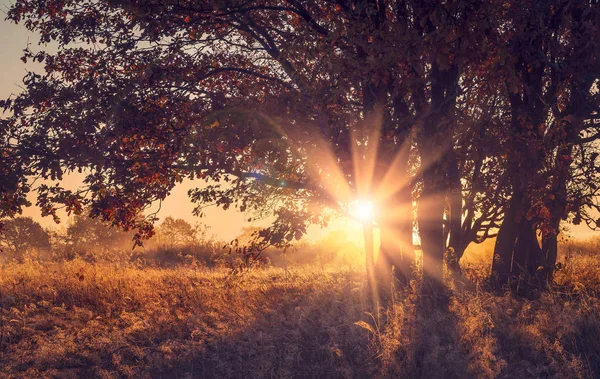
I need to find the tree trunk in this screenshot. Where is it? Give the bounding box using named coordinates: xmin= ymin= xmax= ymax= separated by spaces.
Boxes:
xmin=418 ymin=166 xmax=446 ymax=284
xmin=491 ymin=190 xmax=522 ymax=289
xmin=541 ymin=160 xmax=568 ymax=285
xmin=396 ymin=186 xmax=415 ymax=283
xmin=447 ymin=150 xmax=463 ymax=273
xmin=363 ymin=221 xmax=378 ymax=305
xmin=542 ymin=141 xmax=573 ymax=284
xmin=541 ymin=226 xmax=558 ymax=284
xmin=491 ymin=55 xmax=544 ymax=290
xmin=511 ymin=217 xmax=542 ymax=294
xmin=415 ymin=62 xmax=459 ymax=286
xmin=371 ymin=89 xmax=415 ymax=296
xmin=376 ymin=187 xmax=414 ymax=287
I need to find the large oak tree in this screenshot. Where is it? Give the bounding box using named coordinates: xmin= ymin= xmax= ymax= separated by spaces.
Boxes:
xmin=1 ymin=0 xmax=599 ymax=295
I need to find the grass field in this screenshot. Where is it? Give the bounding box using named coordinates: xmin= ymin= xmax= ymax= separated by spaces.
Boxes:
xmin=1 ymin=248 xmax=599 ymax=378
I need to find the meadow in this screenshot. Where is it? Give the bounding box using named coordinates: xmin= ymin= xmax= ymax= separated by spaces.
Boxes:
xmin=1 ymin=237 xmax=600 ymax=379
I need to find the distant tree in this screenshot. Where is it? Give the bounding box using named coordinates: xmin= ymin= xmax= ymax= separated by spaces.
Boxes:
xmin=64 ymin=214 xmax=134 ymax=256
xmin=0 ymin=217 xmax=51 ymax=261
xmin=152 ymin=216 xmax=201 ymax=248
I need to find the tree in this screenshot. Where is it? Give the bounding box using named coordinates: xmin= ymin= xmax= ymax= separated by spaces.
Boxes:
xmin=0 ymin=217 xmax=51 ymax=261
xmin=487 ymin=0 xmax=600 ymax=291
xmin=1 ymin=1 xmax=486 ymax=285
xmin=64 ymin=214 xmax=134 ymax=256
xmin=151 ymin=216 xmax=203 ymax=247
xmin=1 ymin=0 xmax=598 ymax=297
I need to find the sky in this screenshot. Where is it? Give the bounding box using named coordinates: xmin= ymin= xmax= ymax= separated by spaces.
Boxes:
xmin=0 ymin=1 xmax=598 ymax=242
xmin=0 ymin=1 xmax=34 ymax=100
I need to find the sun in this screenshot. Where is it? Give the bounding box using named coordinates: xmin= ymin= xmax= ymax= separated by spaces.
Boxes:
xmin=350 ymin=199 xmax=375 ymax=223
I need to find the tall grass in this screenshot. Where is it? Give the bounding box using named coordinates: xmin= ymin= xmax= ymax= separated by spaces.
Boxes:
xmin=0 ymin=238 xmax=599 ymax=378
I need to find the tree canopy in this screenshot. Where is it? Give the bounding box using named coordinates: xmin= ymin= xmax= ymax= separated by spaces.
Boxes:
xmin=1 ymin=0 xmax=600 ymax=293
xmin=0 ymin=216 xmax=51 ymax=261
xmin=63 ymin=214 xmax=135 ymax=255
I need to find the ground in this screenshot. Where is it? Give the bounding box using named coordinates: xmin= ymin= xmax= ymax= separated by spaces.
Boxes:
xmin=0 ymin=255 xmax=599 ymax=378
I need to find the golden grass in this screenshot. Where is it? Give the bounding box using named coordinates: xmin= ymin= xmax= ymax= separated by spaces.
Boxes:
xmin=1 ymin=249 xmax=599 ymax=378
xmin=0 ymin=261 xmax=371 ymax=378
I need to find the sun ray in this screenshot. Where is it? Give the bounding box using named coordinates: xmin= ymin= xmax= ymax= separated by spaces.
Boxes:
xmin=373 ymin=135 xmax=413 ymax=203
xmin=304 ymin=135 xmax=353 ymax=203
xmin=351 ymin=108 xmax=383 ymax=198
xmin=244 ymin=107 xmax=453 ymax=286
xmin=244 ymin=112 xmax=354 ymax=204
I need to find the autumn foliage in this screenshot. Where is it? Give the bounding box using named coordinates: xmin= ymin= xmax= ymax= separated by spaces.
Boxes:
xmin=1 ymin=0 xmax=599 ymax=294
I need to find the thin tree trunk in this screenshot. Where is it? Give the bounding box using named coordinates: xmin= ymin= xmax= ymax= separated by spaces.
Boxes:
xmin=372 ymin=90 xmax=415 ymax=295
xmin=363 ymin=221 xmax=378 ymax=306
xmin=541 ymin=226 xmax=558 ymax=284
xmin=542 ymin=156 xmax=569 ymax=285
xmin=396 ymin=185 xmax=415 ymax=283
xmin=447 ymin=150 xmax=463 ymax=273
xmin=543 ymin=127 xmax=575 ymax=284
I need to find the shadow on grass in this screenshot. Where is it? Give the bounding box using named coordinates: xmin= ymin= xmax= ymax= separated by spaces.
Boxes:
xmin=7 ymin=264 xmax=597 ymax=379
xmin=404 ymin=284 xmax=469 ymax=379
xmin=158 ymin=270 xmax=374 ymax=378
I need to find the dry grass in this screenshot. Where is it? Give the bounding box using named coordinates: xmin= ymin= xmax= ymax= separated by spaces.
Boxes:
xmin=0 ymin=261 xmax=370 ymax=378
xmin=1 ymin=246 xmax=599 ymax=378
